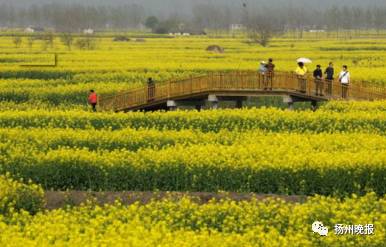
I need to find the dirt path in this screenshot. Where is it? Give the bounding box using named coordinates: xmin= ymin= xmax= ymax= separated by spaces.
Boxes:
xmin=44 ymin=191 xmax=306 ymax=210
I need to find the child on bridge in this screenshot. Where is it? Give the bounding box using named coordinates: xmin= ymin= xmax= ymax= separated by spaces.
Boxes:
xmin=88 ymin=90 xmax=98 ymax=112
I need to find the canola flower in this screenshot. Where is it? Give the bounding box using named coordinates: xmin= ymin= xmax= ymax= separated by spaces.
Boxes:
xmin=320 ymin=100 xmax=386 ymax=112
xmin=0 ymin=107 xmax=385 ymax=133
xmin=0 ymin=174 xmax=44 ymax=215
xmin=1 ymin=33 xmax=386 ymax=246
xmin=0 ymin=102 xmax=385 ymax=194
xmin=1 ymin=131 xmax=386 ymax=194
xmin=2 ymin=35 xmax=386 ymax=105
xmin=0 ymin=194 xmax=384 ymax=246
xmin=1 ymin=127 xmax=386 ymax=152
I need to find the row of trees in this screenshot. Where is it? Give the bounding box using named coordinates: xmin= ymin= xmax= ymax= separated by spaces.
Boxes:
xmin=2 ymin=3 xmax=386 ymax=32
xmin=12 ymin=34 xmax=97 ymax=50
xmin=0 ymin=3 xmax=146 ymax=31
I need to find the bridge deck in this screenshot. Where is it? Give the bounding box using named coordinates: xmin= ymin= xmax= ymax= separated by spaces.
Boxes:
xmin=99 ymin=71 xmax=386 ymax=112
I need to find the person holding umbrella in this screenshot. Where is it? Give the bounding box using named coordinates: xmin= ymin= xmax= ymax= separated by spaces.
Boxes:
xmin=295 ymin=58 xmax=310 ymax=93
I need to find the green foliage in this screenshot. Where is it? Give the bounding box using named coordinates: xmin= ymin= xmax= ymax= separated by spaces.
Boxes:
xmin=75 ymin=37 xmax=97 ymax=50
xmin=145 ymin=16 xmax=159 ymax=30
xmin=0 ymin=174 xmax=45 ymax=215
xmin=12 ymin=36 xmax=22 ymax=48
xmin=60 ymin=33 xmax=73 ymax=50
xmin=113 ymin=36 xmax=130 ymax=42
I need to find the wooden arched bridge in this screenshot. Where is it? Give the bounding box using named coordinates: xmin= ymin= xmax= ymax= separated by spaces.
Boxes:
xmin=99 ymin=71 xmax=386 ymax=112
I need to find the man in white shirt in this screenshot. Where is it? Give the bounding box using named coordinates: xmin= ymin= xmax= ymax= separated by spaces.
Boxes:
xmin=339 ymin=65 xmax=350 ymax=98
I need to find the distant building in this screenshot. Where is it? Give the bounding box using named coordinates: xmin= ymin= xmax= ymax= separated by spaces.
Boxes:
xmin=168 ymin=28 xmax=206 ymax=37
xmin=25 ymin=27 xmax=45 ymax=33
xmin=309 ymin=29 xmax=326 ymax=33
xmin=25 ymin=27 xmax=34 ymax=33
xmin=230 ymin=24 xmax=245 ymax=31
xmin=169 ymin=32 xmax=205 ymax=36
xmin=137 ymin=23 xmax=146 ymax=31
xmin=83 ymin=28 xmax=94 ymax=34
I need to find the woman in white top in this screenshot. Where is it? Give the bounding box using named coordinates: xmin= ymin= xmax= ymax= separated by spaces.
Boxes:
xmin=259 ymin=61 xmax=267 ymax=74
xmin=339 ymin=65 xmax=350 ymax=98
xmin=258 ymin=61 xmax=269 ymax=90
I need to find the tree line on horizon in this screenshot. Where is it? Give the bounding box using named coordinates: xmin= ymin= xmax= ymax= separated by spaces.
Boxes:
xmin=1 ymin=2 xmax=386 ymax=34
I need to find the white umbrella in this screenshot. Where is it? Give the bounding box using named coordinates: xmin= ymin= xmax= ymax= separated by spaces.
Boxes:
xmin=297 ymin=58 xmax=312 ymax=64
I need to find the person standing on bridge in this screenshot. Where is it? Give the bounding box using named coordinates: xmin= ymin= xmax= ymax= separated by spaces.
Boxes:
xmin=313 ymin=65 xmax=323 ymax=96
xmin=324 ymin=62 xmax=334 ymax=96
xmin=264 ymin=58 xmax=275 ymax=90
xmin=147 ymin=77 xmax=155 ymax=102
xmin=295 ymin=62 xmax=308 ymax=93
xmin=339 ymin=65 xmax=350 ymax=99
xmin=88 ymin=90 xmax=98 ymax=112
xmin=259 ymin=61 xmax=268 ymax=89
xmin=259 ymin=61 xmax=267 ymax=74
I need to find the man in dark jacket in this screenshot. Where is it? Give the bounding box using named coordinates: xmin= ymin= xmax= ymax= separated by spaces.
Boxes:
xmin=264 ymin=58 xmax=275 ymax=90
xmin=313 ymin=65 xmax=323 ymax=96
xmin=324 ymin=62 xmax=334 ymax=95
xmin=147 ymin=78 xmax=155 ymax=102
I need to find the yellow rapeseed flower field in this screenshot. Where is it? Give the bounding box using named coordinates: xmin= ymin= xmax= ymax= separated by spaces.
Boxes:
xmin=0 ymin=194 xmax=385 ymax=246
xmin=1 ymin=33 xmax=386 ymax=105
xmin=1 ymin=32 xmax=386 ymax=245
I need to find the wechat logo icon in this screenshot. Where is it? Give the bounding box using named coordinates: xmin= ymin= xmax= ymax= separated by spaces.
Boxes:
xmin=312 ymin=221 xmax=328 ymax=236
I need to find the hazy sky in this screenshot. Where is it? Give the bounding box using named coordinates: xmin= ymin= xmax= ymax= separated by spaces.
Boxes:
xmin=3 ymin=0 xmax=386 ymax=14
xmin=2 ymin=0 xmax=386 ymax=29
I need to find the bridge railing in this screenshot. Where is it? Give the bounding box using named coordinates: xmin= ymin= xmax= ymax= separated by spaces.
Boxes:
xmin=99 ymin=71 xmax=386 ymax=111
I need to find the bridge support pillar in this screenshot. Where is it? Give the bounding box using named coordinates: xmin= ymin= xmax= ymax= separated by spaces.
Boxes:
xmin=288 ymin=102 xmax=294 ymax=110
xmin=236 ymin=99 xmax=243 ymax=109
xmin=283 ymin=96 xmax=294 ymax=110
xmin=311 ymin=100 xmax=318 ymax=111
xmin=208 ymin=95 xmax=219 ymax=109
xmin=167 ymin=100 xmax=177 ymax=111
xmin=211 ymin=102 xmax=219 ymax=109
